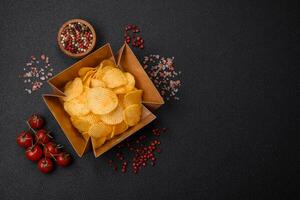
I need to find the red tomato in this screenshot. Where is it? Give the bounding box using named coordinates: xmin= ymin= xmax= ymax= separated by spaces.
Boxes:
xmin=28 ymin=114 xmax=44 ymax=129
xmin=56 ymin=153 xmax=72 ymax=167
xmin=44 ymin=142 xmax=60 ymax=158
xmin=37 ymin=158 xmax=53 ymax=173
xmin=36 ymin=129 xmax=51 ymax=144
xmin=16 ymin=131 xmax=33 ymax=148
xmin=25 ymin=145 xmax=43 ymax=161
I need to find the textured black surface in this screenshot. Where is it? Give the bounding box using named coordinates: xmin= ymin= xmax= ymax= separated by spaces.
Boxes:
xmin=0 ymin=0 xmax=299 ymax=199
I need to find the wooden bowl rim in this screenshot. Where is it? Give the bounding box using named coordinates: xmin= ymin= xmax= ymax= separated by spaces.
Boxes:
xmin=57 ymin=19 xmax=96 ymax=58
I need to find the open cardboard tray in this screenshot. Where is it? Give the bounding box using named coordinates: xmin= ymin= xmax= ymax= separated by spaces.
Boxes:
xmin=43 ymin=43 xmax=164 ymax=157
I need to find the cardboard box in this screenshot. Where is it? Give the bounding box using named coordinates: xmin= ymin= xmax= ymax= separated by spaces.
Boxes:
xmin=43 ymin=43 xmax=164 ymax=157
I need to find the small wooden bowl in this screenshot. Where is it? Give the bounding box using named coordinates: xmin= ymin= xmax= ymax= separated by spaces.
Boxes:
xmin=57 ymin=19 xmax=96 ymax=58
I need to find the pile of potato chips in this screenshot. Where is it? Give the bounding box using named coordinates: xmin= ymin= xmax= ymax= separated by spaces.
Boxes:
xmin=61 ymin=59 xmax=143 ymax=149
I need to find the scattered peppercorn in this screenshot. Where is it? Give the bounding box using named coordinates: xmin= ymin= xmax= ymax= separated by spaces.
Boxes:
xmin=124 ymin=24 xmax=145 ymax=49
xmin=106 ymin=126 xmax=167 ymax=174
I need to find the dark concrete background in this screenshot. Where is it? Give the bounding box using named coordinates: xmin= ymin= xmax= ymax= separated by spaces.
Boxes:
xmin=0 ymin=0 xmax=299 ymax=199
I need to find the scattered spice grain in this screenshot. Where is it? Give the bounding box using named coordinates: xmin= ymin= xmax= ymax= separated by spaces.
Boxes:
xmin=19 ymin=54 xmax=54 ymax=94
xmin=142 ymin=55 xmax=181 ymax=101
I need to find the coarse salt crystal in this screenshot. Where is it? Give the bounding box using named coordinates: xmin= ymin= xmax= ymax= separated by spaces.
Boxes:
xmin=142 ymin=54 xmax=181 ymax=101
xmin=20 ymin=54 xmax=54 ymax=94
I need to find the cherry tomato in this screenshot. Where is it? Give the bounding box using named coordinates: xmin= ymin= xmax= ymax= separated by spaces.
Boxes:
xmin=56 ymin=153 xmax=72 ymax=167
xmin=37 ymin=157 xmax=54 ymax=173
xmin=36 ymin=129 xmax=51 ymax=144
xmin=44 ymin=142 xmax=60 ymax=158
xmin=25 ymin=145 xmax=43 ymax=161
xmin=28 ymin=114 xmax=44 ymax=129
xmin=16 ymin=131 xmax=33 ymax=148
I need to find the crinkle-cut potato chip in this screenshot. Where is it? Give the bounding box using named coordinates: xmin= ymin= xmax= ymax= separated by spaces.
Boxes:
xmin=63 ymin=78 xmax=83 ymax=101
xmin=78 ymin=67 xmax=96 ymax=77
xmin=93 ymin=137 xmax=106 ymax=149
xmin=70 ymin=116 xmax=92 ymax=133
xmin=113 ymin=86 xmax=127 ymax=94
xmin=123 ymin=90 xmax=143 ymax=108
xmin=82 ymin=71 xmax=95 ymax=87
xmin=106 ymin=129 xmax=114 ymax=140
xmin=100 ymin=104 xmax=124 ymax=125
xmin=94 ymin=65 xmax=115 ymax=80
xmin=70 ymin=112 xmax=102 ymax=134
xmin=106 ymin=121 xmax=128 ymax=140
xmin=63 ymin=99 xmax=88 ymax=117
xmin=114 ymin=121 xmax=129 ymax=135
xmin=87 ymin=87 xmax=118 ymax=115
xmin=82 ymin=70 xmax=94 ymax=81
xmin=80 ymin=112 xmax=102 ymax=125
xmin=88 ymin=122 xmax=112 ymax=138
xmin=124 ymin=72 xmax=135 ymax=91
xmin=82 ymin=74 xmax=93 ymax=87
xmin=63 ymin=89 xmax=89 ymax=116
xmin=112 ymin=73 xmax=135 ymax=94
xmin=123 ymin=104 xmax=142 ymax=126
xmin=102 ymin=68 xmax=127 ymax=88
xmin=90 ymin=79 xmax=106 ymax=88
xmin=99 ymin=59 xmax=116 ymax=69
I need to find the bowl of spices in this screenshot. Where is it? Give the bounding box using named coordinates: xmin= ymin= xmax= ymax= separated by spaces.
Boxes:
xmin=57 ymin=19 xmax=96 ymax=58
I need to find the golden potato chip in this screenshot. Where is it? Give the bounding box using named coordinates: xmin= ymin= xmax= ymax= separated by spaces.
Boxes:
xmin=78 ymin=67 xmax=95 ymax=77
xmin=82 ymin=70 xmax=94 ymax=81
xmin=83 ymin=75 xmax=92 ymax=87
xmin=123 ymin=90 xmax=143 ymax=107
xmin=123 ymin=104 xmax=142 ymax=126
xmin=100 ymin=104 xmax=124 ymax=125
xmin=113 ymin=86 xmax=127 ymax=94
xmin=112 ymin=73 xmax=135 ymax=94
xmin=106 ymin=128 xmax=114 ymax=140
xmin=70 ymin=116 xmax=91 ymax=133
xmin=63 ymin=99 xmax=88 ymax=117
xmin=87 ymin=87 xmax=118 ymax=115
xmin=107 ymin=121 xmax=128 ymax=139
xmin=80 ymin=112 xmax=102 ymax=124
xmin=82 ymin=70 xmax=95 ymax=87
xmin=88 ymin=122 xmax=112 ymax=138
xmin=69 ymin=112 xmax=102 ymax=134
xmin=106 ymin=121 xmax=127 ymax=140
xmin=62 ymin=78 xmax=83 ymax=101
xmin=102 ymin=68 xmax=127 ymax=88
xmin=92 ymin=137 xmax=106 ymax=149
xmin=124 ymin=72 xmax=135 ymax=91
xmin=63 ymin=89 xmax=89 ymax=116
xmin=94 ymin=65 xmax=115 ymax=80
xmin=83 ymin=86 xmax=90 ymax=92
xmin=99 ymin=59 xmax=115 ymax=68
xmin=114 ymin=121 xmax=129 ymax=135
xmin=90 ymin=79 xmax=106 ymax=88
